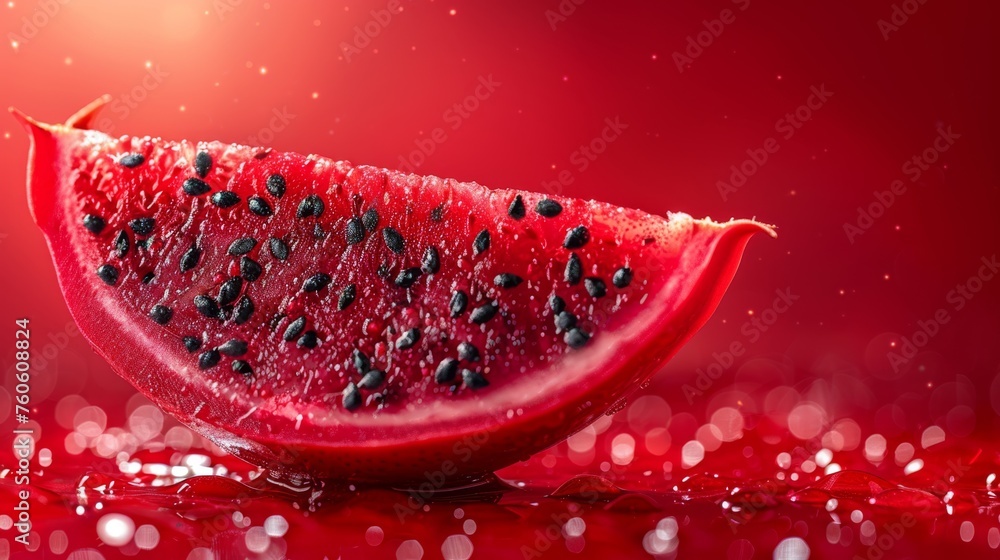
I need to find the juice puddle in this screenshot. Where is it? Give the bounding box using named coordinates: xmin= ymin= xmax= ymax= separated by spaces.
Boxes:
xmin=3 ymin=397 xmax=999 ymax=559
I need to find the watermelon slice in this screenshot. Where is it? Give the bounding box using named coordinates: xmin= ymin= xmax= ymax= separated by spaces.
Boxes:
xmin=11 ymin=97 xmax=773 ymax=483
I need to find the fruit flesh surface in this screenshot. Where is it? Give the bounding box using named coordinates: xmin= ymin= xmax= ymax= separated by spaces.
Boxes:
xmin=14 ymin=98 xmax=772 ymax=481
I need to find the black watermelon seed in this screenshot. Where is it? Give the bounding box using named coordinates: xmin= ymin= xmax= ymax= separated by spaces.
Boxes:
xmin=555 ymin=311 xmax=577 ymax=331
xmin=346 ymin=217 xmax=365 ymax=245
xmin=218 ymin=277 xmax=243 ymax=306
xmin=358 ymin=369 xmax=385 ymax=390
xmin=182 ymin=336 xmax=202 ymax=352
xmin=228 ymin=237 xmax=257 ymax=256
xmin=232 ymin=360 xmax=253 ymax=377
xmin=218 ymin=306 xmax=233 ymax=321
xmin=268 ymin=238 xmax=289 ymax=261
xmin=343 ymin=382 xmax=362 ymax=411
xmin=565 ymin=253 xmax=582 ymax=285
xmin=180 ymin=245 xmax=201 ymax=272
xmin=450 ymin=291 xmax=469 ymax=317
xmin=473 ymin=229 xmax=490 ymax=255
xmin=494 ymin=273 xmax=523 ymax=289
xmin=311 ymin=195 xmax=326 ymax=218
xmin=430 ymin=204 xmax=445 ymax=222
xmin=564 ymin=225 xmax=590 ymax=249
xmin=549 ymin=294 xmax=566 ymax=314
xmin=470 ymin=302 xmax=498 ymax=324
xmin=352 ymin=349 xmax=371 ymax=374
xmin=198 ymin=350 xmax=221 ymax=369
xmin=613 ymin=267 xmax=633 ymax=288
xmin=362 ymin=208 xmax=379 ymax=232
xmin=114 ymin=230 xmax=130 ymax=258
xmin=565 ymin=328 xmax=590 ymax=348
xmin=120 ymin=153 xmax=145 ymax=168
xmin=194 ymin=151 xmax=212 ymax=178
xmin=248 ymin=196 xmax=273 ymax=217
xmin=421 ymin=246 xmax=440 ymax=274
xmin=240 ymin=257 xmax=262 ymax=281
xmin=395 ymin=328 xmax=421 ymax=350
xmin=297 ymin=331 xmax=318 ymax=349
xmin=96 ymin=264 xmax=119 ymax=285
xmin=266 ymin=174 xmax=286 ymax=198
xmin=183 ymin=177 xmax=211 ymax=196
xmin=457 ymin=342 xmax=479 ymax=362
xmin=218 ymin=339 xmax=248 ymax=356
xmin=136 ymin=238 xmax=151 ymax=251
xmin=435 ymin=358 xmax=459 ymax=384
xmin=194 ymin=295 xmax=220 ymax=318
xmin=508 ymin=195 xmax=526 ymax=220
xmin=149 ymin=305 xmax=172 ymax=325
xmin=584 ymin=277 xmax=607 ymax=298
xmin=462 ymin=369 xmax=490 ymax=389
xmin=338 ymin=284 xmax=357 ymax=310
xmin=211 ymin=191 xmax=241 ymax=208
xmin=535 ymin=198 xmax=563 ymax=217
xmin=82 ymin=214 xmax=105 ymax=234
xmin=296 ymin=195 xmax=324 ymax=218
xmin=394 ymin=268 xmax=422 ymax=288
xmin=234 ymin=296 xmax=254 ymax=324
xmin=283 ymin=317 xmax=306 ymax=341
xmin=303 ymin=273 xmax=331 ymax=292
xmin=141 ymin=272 xmax=155 ymax=284
xmin=382 ymin=227 xmax=405 ymax=254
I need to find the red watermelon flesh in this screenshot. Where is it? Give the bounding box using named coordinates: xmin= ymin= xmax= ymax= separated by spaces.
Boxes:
xmin=12 ymin=97 xmax=774 ymax=483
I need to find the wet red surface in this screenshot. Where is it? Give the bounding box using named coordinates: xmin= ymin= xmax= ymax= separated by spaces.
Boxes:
xmin=3 ymin=396 xmax=1000 ymax=559
xmin=1 ymin=1 xmax=999 ymax=559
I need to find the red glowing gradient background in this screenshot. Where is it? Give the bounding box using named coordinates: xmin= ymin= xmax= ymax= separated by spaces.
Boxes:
xmin=1 ymin=1 xmax=999 ymax=559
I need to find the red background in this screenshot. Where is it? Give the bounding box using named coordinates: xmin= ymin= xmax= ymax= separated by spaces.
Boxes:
xmin=1 ymin=1 xmax=999 ymax=558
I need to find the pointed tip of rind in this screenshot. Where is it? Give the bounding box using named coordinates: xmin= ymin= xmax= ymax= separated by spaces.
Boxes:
xmin=9 ymin=95 xmax=113 ymax=134
xmin=65 ymin=95 xmax=112 ymax=129
xmin=8 ymin=106 xmax=40 ymax=131
xmin=693 ymin=216 xmax=777 ymax=240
